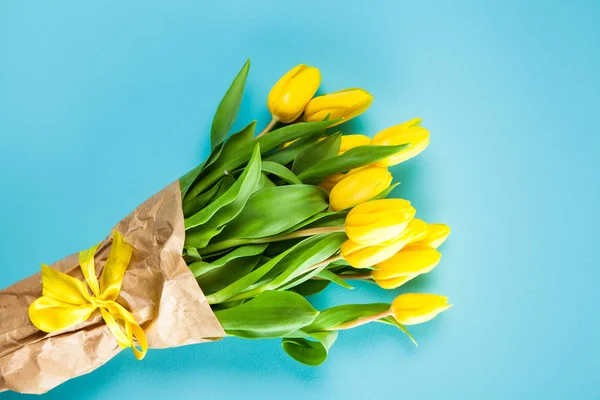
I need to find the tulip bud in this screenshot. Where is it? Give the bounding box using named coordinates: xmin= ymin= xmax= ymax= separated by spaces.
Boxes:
xmin=372 ymin=118 xmax=430 ymax=166
xmin=391 ymin=294 xmax=451 ymax=325
xmin=267 ymin=64 xmax=321 ymax=123
xmin=319 ymin=173 xmax=346 ymax=193
xmin=329 ymin=166 xmax=392 ymax=211
xmin=373 ymin=244 xmax=441 ymax=289
xmin=345 ymin=199 xmax=416 ymax=245
xmin=413 ymin=223 xmax=451 ymax=249
xmin=341 ymin=228 xmax=413 ymax=269
xmin=304 ymin=89 xmax=373 ymax=126
xmin=339 ymin=134 xmax=371 ymax=155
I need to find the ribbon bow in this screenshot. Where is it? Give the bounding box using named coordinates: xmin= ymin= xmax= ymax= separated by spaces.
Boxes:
xmin=28 ymin=231 xmax=148 ymax=360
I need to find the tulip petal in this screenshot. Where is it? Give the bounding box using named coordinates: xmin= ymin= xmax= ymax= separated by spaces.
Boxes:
xmin=339 ymin=135 xmax=371 ymax=154
xmin=391 ymin=294 xmax=451 ymax=326
xmin=372 ymin=120 xmax=430 ymax=166
xmin=268 ymin=64 xmax=306 ymax=112
xmin=304 ymin=89 xmax=373 ymax=127
xmin=330 ymin=167 xmax=392 ymax=211
xmin=341 ymin=228 xmax=413 ymax=269
xmin=375 ymin=275 xmax=414 ymax=289
xmin=269 ymin=65 xmax=321 ymax=123
xmin=407 ymin=218 xmax=429 ymax=243
xmin=373 ymin=245 xmax=441 ymax=280
xmin=414 ymin=223 xmax=451 ymax=249
xmin=345 ymin=199 xmax=416 ymax=245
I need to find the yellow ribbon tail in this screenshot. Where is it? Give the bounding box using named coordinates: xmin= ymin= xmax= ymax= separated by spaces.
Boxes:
xmin=102 ymin=301 xmax=148 ymax=360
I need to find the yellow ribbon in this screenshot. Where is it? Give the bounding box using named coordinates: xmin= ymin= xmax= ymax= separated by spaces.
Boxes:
xmin=28 ymin=230 xmax=148 ymax=360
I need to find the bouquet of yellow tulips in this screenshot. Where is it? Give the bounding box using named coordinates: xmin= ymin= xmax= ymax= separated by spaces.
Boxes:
xmin=0 ymin=60 xmax=451 ymax=394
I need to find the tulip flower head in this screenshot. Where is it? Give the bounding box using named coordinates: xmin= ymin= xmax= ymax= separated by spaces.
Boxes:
xmin=267 ymin=64 xmax=321 ymax=123
xmin=373 ymin=244 xmax=441 ymax=289
xmin=345 ymin=199 xmax=416 ymax=245
xmin=319 ymin=173 xmax=346 ymax=193
xmin=372 ymin=118 xmax=430 ymax=166
xmin=407 ymin=218 xmax=428 ymax=243
xmin=413 ymin=223 xmax=451 ymax=249
xmin=391 ymin=294 xmax=451 ymax=325
xmin=304 ymin=89 xmax=373 ymax=126
xmin=341 ymin=227 xmax=413 ymax=269
xmin=339 ymin=134 xmax=371 ymax=155
xmin=329 ymin=166 xmax=392 ymax=211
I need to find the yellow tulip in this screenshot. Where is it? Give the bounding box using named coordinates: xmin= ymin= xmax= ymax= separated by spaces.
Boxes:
xmin=339 ymin=134 xmax=371 ymax=155
xmin=267 ymin=64 xmax=321 ymax=123
xmin=304 ymin=89 xmax=373 ymax=126
xmin=391 ymin=294 xmax=451 ymax=325
xmin=345 ymin=199 xmax=416 ymax=245
xmin=319 ymin=173 xmax=346 ymax=193
xmin=413 ymin=223 xmax=451 ymax=249
xmin=372 ymin=118 xmax=430 ymax=166
xmin=407 ymin=218 xmax=428 ymax=243
xmin=329 ymin=166 xmax=392 ymax=211
xmin=373 ymin=244 xmax=441 ymax=289
xmin=344 ymin=164 xmax=373 ymax=176
xmin=341 ymin=228 xmax=413 ymax=269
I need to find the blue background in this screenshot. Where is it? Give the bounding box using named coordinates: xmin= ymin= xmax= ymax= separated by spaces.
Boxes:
xmin=1 ymin=1 xmax=599 ymax=399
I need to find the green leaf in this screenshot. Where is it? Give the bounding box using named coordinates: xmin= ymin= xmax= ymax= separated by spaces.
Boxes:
xmin=372 ymin=182 xmax=400 ymax=200
xmin=282 ymin=331 xmax=338 ymax=366
xmin=256 ymin=173 xmax=277 ymax=191
xmin=183 ymin=247 xmax=202 ymax=263
xmin=261 ymin=161 xmax=302 ymax=185
xmin=305 ymin=303 xmax=391 ymax=332
xmin=205 ymin=241 xmax=302 ymax=304
xmin=281 ymin=210 xmax=347 ymax=234
xmin=264 ymin=131 xmax=322 ymax=165
xmin=183 ymin=175 xmax=234 ymax=217
xmin=211 ymin=59 xmax=250 ymax=150
xmin=243 ymin=232 xmax=347 ymax=296
xmin=214 ymin=291 xmax=319 ymax=338
xmin=291 ymin=279 xmax=330 ymax=297
xmin=188 ymin=121 xmax=336 ymax=201
xmin=189 ymin=244 xmax=268 ymax=277
xmin=217 ymin=185 xmax=329 ymax=240
xmin=185 ymin=122 xmax=257 ymax=201
xmin=297 ymin=144 xmax=409 ymax=184
xmin=196 ymin=255 xmax=262 ymax=295
xmin=256 ymin=120 xmax=338 ymax=154
xmin=179 ymin=143 xmax=223 ymax=198
xmin=220 ymin=232 xmax=346 ymax=303
xmin=316 ymin=270 xmax=353 ymax=289
xmin=292 ymin=132 xmax=341 ymax=174
xmin=185 ymin=145 xmax=262 ymax=247
xmin=277 ymin=261 xmax=331 ymax=292
xmin=211 ymin=121 xmax=257 ymax=170
xmin=378 ymin=317 xmax=418 ymax=346
xmin=185 ymin=144 xmax=261 ymax=230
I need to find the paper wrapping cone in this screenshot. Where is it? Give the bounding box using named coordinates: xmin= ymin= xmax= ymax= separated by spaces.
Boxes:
xmin=0 ymin=181 xmax=225 ymax=394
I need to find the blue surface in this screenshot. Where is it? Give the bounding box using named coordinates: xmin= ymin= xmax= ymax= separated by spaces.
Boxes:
xmin=1 ymin=1 xmax=599 ymax=399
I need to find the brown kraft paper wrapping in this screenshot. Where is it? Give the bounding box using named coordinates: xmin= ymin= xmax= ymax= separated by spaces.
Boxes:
xmin=0 ymin=181 xmax=225 ymax=394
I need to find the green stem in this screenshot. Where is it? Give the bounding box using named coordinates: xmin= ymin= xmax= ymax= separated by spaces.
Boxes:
xmin=327 ymin=309 xmax=393 ymax=331
xmin=217 ymin=254 xmax=343 ymax=304
xmin=315 ymin=273 xmax=372 ymax=281
xmin=197 ymin=225 xmax=345 ymax=256
xmin=256 ymin=117 xmax=278 ymax=138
